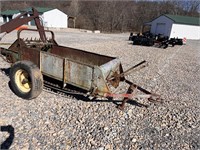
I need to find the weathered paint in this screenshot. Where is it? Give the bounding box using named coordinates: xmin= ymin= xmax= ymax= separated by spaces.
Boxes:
xmin=50 ymin=45 xmax=114 ymax=66
xmin=21 ymin=47 xmax=40 ymax=66
xmin=92 ymin=66 xmax=111 ymax=95
xmin=41 ymin=52 xmax=64 ymax=80
xmin=65 ymin=59 xmax=93 ymax=90
xmin=100 ymin=58 xmax=121 ymax=78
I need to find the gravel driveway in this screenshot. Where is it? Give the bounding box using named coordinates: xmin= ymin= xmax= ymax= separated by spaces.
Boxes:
xmin=0 ymin=29 xmax=200 ymax=149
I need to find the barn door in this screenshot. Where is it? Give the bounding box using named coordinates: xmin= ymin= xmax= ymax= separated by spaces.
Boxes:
xmin=155 ymin=23 xmax=166 ymax=35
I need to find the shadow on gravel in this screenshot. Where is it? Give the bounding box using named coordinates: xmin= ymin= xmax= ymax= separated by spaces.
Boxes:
xmin=79 ymin=95 xmax=147 ymax=107
xmin=0 ymin=125 xmax=15 ymax=149
xmin=46 ymin=85 xmax=148 ymax=109
xmin=0 ymin=67 xmax=10 ymax=76
xmin=79 ymin=96 xmax=148 ymax=108
xmin=0 ymin=67 xmax=148 ymax=109
xmin=43 ymin=76 xmax=149 ymax=108
xmin=0 ymin=68 xmax=15 ymax=94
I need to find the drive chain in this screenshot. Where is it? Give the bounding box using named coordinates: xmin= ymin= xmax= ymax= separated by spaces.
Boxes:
xmin=43 ymin=80 xmax=88 ymax=98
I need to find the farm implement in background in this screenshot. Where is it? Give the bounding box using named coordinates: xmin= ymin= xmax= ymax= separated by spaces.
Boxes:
xmin=129 ymin=31 xmax=184 ymax=49
xmin=0 ymin=8 xmax=161 ymax=110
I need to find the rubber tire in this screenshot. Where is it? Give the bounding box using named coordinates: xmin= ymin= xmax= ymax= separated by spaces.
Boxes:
xmin=10 ymin=60 xmax=43 ymax=99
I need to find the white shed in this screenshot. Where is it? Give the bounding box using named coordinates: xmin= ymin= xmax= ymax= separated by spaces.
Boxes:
xmin=42 ymin=9 xmax=68 ymax=28
xmin=21 ymin=7 xmax=68 ymax=28
xmin=147 ymin=14 xmax=200 ymax=40
xmin=0 ymin=7 xmax=68 ymax=28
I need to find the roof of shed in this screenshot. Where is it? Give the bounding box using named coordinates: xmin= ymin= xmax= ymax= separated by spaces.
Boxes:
xmin=21 ymin=7 xmax=54 ymax=13
xmin=164 ymin=14 xmax=200 ymax=26
xmin=0 ymin=10 xmax=20 ymax=15
xmin=0 ymin=7 xmax=54 ymax=16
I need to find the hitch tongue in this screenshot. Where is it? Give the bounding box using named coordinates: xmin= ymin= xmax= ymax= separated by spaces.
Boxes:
xmin=108 ymin=60 xmax=148 ymax=81
xmin=121 ymin=60 xmax=148 ymax=77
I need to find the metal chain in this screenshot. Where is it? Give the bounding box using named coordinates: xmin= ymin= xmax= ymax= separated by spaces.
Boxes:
xmin=43 ymin=80 xmax=88 ymax=98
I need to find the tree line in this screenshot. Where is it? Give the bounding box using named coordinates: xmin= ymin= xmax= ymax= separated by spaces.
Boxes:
xmin=1 ymin=0 xmax=199 ymax=32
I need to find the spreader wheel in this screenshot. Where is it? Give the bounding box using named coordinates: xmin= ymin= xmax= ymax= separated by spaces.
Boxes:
xmin=10 ymin=60 xmax=43 ymax=99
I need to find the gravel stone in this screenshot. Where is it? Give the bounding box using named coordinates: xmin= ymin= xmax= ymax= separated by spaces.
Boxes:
xmin=0 ymin=29 xmax=199 ymax=149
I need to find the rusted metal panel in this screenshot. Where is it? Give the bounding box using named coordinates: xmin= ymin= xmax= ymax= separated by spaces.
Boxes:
xmin=100 ymin=58 xmax=121 ymax=78
xmin=21 ymin=47 xmax=40 ymax=67
xmin=100 ymin=58 xmax=122 ymax=88
xmin=65 ymin=59 xmax=93 ymax=90
xmin=91 ymin=67 xmax=110 ymax=96
xmin=51 ymin=45 xmax=115 ymax=66
xmin=41 ymin=52 xmax=63 ymax=80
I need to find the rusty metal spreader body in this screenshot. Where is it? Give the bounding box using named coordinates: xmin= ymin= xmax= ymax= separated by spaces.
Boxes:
xmin=0 ymin=8 xmax=160 ymax=109
xmin=5 ymin=29 xmax=125 ymax=97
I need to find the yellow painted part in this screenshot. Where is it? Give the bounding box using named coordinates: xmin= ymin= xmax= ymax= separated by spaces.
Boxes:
xmin=15 ymin=69 xmax=31 ymax=93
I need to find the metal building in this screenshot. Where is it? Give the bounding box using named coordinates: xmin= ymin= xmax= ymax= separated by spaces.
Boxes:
xmin=147 ymin=14 xmax=200 ymax=40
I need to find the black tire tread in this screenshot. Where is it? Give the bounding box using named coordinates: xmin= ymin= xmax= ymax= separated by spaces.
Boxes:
xmin=10 ymin=60 xmax=43 ymax=99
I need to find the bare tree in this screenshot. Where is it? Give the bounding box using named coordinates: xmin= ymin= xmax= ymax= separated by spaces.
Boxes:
xmin=1 ymin=0 xmax=199 ymax=32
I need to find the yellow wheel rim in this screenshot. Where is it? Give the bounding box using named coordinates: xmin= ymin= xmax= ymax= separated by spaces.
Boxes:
xmin=15 ymin=69 xmax=31 ymax=93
